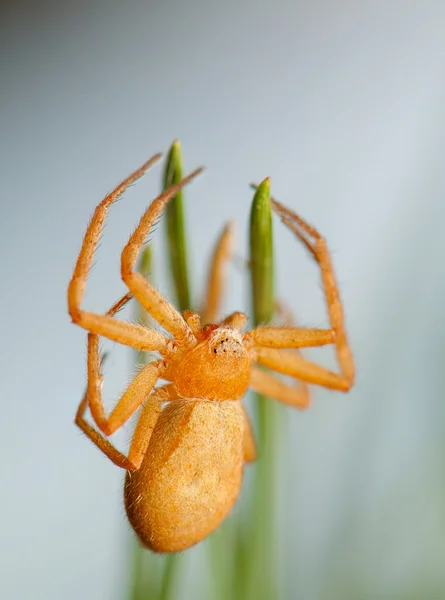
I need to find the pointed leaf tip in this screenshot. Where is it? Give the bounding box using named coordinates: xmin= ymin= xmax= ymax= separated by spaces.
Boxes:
xmin=163 ymin=140 xmax=191 ymax=312
xmin=250 ymin=177 xmax=274 ymax=326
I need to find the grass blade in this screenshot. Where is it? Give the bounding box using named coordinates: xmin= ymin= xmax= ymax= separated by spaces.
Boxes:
xmin=159 ymin=554 xmax=180 ymax=600
xmin=242 ymin=176 xmax=279 ymax=600
xmin=250 ymin=177 xmax=274 ymax=329
xmin=163 ymin=139 xmax=191 ymax=312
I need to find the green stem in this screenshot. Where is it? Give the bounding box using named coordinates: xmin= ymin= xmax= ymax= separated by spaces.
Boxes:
xmin=163 ymin=139 xmax=191 ymax=312
xmin=249 ymin=177 xmax=274 ymax=326
xmin=159 ymin=554 xmax=180 ymax=600
xmin=129 ymin=537 xmax=145 ymax=600
xmin=209 ymin=521 xmax=238 ymax=600
xmin=242 ymin=176 xmax=279 ymax=600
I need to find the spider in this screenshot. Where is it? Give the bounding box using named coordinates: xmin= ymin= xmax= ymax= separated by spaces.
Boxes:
xmin=68 ymin=151 xmax=355 ymax=554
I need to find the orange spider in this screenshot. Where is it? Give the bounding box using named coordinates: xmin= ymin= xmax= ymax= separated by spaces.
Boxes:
xmin=68 ymin=152 xmax=355 ymax=553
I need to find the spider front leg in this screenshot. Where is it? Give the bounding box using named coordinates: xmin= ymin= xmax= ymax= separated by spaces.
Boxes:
xmin=275 ymin=198 xmax=354 ymax=384
xmin=249 ymin=198 xmax=355 ymax=392
xmin=120 ymin=166 xmax=204 ymax=346
xmin=248 ymin=303 xmax=311 ymax=409
xmin=68 ymin=154 xmax=170 ymax=353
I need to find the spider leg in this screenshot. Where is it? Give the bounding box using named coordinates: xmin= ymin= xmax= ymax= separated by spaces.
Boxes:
xmin=200 ymin=222 xmax=234 ymax=325
xmin=275 ymin=198 xmax=354 ymax=374
xmin=182 ymin=310 xmax=202 ymax=336
xmin=222 ymin=311 xmax=248 ymax=330
xmin=75 ymin=384 xmax=178 ymax=471
xmin=246 ymin=327 xmax=334 ymax=349
xmin=249 ymin=299 xmax=310 ymax=408
xmin=68 ymin=154 xmax=172 ymax=353
xmin=76 ymin=290 xmax=181 ymax=465
xmin=246 ymin=194 xmax=354 ymax=392
xmin=241 ymin=404 xmax=257 ymax=462
xmin=255 ymin=348 xmax=353 ymax=391
xmin=87 ymin=334 xmax=164 ymax=435
xmin=120 ymin=166 xmax=204 ymax=345
xmin=84 ymin=293 xmax=169 ymax=436
xmin=75 ymin=391 xmax=132 ymax=470
xmin=250 ymin=365 xmax=309 ymax=409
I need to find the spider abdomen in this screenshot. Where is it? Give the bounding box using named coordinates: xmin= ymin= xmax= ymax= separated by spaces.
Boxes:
xmin=124 ymin=399 xmax=244 ymax=553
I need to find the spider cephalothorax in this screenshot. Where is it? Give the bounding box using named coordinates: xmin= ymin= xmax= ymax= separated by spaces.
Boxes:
xmin=70 ymin=150 xmax=354 ymax=553
xmin=171 ymin=325 xmax=250 ymax=401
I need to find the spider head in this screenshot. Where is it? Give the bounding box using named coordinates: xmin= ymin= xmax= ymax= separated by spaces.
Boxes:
xmin=173 ymin=326 xmax=250 ymax=401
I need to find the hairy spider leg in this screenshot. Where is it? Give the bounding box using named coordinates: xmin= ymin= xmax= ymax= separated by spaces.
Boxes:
xmin=81 ymin=293 xmax=166 ymax=437
xmin=200 ymin=222 xmax=248 ymax=330
xmin=222 ymin=312 xmax=248 ymax=331
xmin=182 ymin=310 xmax=202 ymax=337
xmin=200 ymin=221 xmax=235 ymax=325
xmin=246 ymin=327 xmax=335 ymax=348
xmin=85 ymin=292 xmax=163 ymax=434
xmin=120 ymin=166 xmax=204 ymax=346
xmin=251 ymin=199 xmax=355 ymax=392
xmin=181 ymin=222 xmax=247 ymax=339
xmin=249 ymin=365 xmax=310 ymax=409
xmin=242 ymin=404 xmax=257 ymax=462
xmin=248 ymin=299 xmax=311 ymax=408
xmin=87 ymin=334 xmax=165 ymax=436
xmin=76 ymin=383 xmax=179 ymax=471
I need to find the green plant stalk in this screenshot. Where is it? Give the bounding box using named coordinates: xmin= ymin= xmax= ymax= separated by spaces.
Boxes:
xmin=207 ymin=181 xmax=278 ymax=600
xmin=208 ymin=514 xmax=239 ymax=600
xmin=159 ymin=553 xmax=181 ymax=600
xmin=250 ymin=177 xmax=274 ymax=327
xmin=129 ymin=535 xmax=145 ymax=600
xmin=243 ymin=177 xmax=279 ymax=600
xmin=163 ymin=140 xmax=191 ymax=312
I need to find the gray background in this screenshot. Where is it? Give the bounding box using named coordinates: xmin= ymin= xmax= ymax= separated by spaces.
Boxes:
xmin=1 ymin=1 xmax=445 ymax=599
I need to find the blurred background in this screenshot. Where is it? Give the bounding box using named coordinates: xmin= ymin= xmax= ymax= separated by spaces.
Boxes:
xmin=1 ymin=1 xmax=445 ymax=599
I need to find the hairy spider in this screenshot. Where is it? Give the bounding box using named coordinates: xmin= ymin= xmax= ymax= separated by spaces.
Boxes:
xmin=69 ymin=152 xmax=355 ymax=553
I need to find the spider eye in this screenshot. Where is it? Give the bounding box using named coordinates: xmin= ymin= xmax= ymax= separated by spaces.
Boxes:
xmin=212 ymin=337 xmax=243 ymax=357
